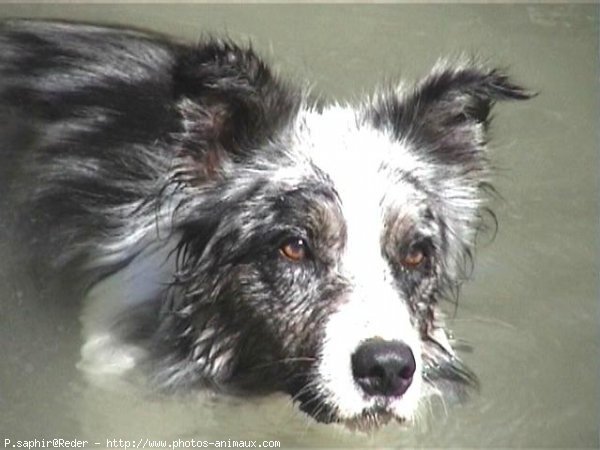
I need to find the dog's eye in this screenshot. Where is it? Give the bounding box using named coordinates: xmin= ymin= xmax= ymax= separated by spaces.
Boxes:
xmin=401 ymin=246 xmax=427 ymax=269
xmin=280 ymin=238 xmax=308 ymax=262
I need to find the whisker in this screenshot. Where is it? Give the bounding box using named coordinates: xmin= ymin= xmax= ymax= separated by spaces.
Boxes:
xmin=243 ymin=356 xmax=317 ymax=373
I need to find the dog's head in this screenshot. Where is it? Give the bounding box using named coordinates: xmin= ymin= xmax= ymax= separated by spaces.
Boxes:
xmin=146 ymin=43 xmax=531 ymax=430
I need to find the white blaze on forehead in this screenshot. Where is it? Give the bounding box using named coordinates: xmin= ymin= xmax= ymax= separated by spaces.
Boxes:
xmin=293 ymin=105 xmax=424 ymax=192
xmin=292 ymin=106 xmax=426 ymax=419
xmin=293 ymin=105 xmax=424 ymax=280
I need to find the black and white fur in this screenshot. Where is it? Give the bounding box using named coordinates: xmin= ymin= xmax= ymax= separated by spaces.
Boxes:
xmin=0 ymin=21 xmax=531 ymax=430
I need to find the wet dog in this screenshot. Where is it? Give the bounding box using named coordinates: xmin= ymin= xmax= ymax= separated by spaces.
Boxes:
xmin=0 ymin=20 xmax=531 ymax=430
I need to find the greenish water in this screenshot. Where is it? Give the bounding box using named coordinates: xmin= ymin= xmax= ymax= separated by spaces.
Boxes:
xmin=0 ymin=4 xmax=597 ymax=448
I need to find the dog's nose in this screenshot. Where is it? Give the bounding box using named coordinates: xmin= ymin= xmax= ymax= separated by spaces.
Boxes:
xmin=351 ymin=338 xmax=416 ymax=397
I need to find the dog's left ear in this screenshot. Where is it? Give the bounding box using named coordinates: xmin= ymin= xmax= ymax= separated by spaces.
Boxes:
xmin=173 ymin=40 xmax=299 ymax=176
xmin=370 ymin=63 xmax=534 ymax=165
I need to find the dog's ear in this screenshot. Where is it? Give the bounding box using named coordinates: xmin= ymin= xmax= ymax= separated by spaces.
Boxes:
xmin=173 ymin=40 xmax=299 ymax=177
xmin=371 ymin=62 xmax=534 ymax=166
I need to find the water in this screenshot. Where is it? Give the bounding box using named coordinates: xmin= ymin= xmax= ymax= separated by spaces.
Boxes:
xmin=0 ymin=4 xmax=598 ymax=448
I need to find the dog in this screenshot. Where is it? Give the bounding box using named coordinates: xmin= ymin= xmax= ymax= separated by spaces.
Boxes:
xmin=0 ymin=20 xmax=531 ymax=430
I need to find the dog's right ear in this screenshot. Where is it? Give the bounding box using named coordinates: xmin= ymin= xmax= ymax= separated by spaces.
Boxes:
xmin=173 ymin=40 xmax=299 ymax=177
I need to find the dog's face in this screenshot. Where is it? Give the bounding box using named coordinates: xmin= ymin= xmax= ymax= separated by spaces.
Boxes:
xmin=1 ymin=23 xmax=530 ymax=430
xmin=161 ymin=55 xmax=530 ymax=428
xmin=172 ymin=105 xmax=479 ymax=428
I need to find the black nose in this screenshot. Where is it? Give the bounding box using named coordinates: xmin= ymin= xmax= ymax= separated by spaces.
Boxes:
xmin=351 ymin=338 xmax=416 ymax=397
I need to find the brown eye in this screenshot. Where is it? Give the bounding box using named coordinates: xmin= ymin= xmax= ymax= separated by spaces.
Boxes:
xmin=280 ymin=238 xmax=308 ymax=262
xmin=401 ymin=248 xmax=426 ymax=268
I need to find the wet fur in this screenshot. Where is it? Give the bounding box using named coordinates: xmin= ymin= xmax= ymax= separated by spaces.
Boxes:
xmin=0 ymin=20 xmax=531 ymax=429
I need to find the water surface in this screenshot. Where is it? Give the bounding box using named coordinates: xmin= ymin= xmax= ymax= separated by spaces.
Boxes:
xmin=0 ymin=4 xmax=597 ymax=448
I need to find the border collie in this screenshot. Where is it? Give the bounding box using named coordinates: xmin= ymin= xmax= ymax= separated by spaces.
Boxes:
xmin=0 ymin=20 xmax=531 ymax=430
